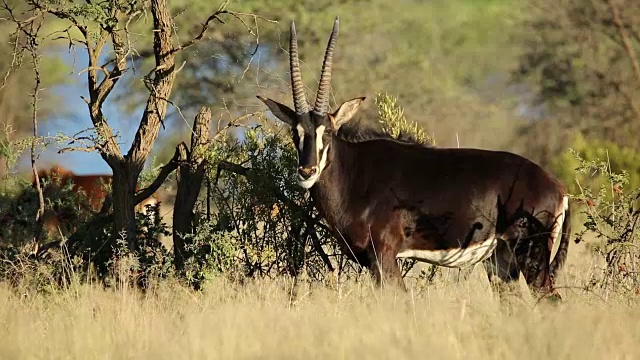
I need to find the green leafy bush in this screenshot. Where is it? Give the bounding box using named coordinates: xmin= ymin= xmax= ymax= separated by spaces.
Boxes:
xmin=202 ymin=122 xmax=344 ymax=282
xmin=551 ymin=133 xmax=640 ymax=197
xmin=570 ymin=149 xmax=640 ymax=295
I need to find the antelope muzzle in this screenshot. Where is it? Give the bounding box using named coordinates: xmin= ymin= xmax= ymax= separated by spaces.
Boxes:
xmin=298 ymin=166 xmax=318 ymax=180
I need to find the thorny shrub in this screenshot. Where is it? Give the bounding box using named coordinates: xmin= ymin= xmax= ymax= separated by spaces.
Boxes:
xmin=571 ymin=148 xmax=640 ymax=295
xmin=201 ymin=122 xmax=351 ymax=283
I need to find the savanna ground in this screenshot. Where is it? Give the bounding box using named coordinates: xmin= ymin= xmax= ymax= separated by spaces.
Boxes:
xmin=0 ymin=238 xmax=637 ymax=360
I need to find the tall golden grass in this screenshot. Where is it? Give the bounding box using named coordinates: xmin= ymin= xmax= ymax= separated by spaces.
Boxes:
xmin=0 ymin=245 xmax=637 ymax=360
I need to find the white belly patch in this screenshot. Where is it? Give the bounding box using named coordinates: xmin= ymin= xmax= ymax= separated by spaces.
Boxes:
xmin=396 ymin=237 xmax=497 ymax=268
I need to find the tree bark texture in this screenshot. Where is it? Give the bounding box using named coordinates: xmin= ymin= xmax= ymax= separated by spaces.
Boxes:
xmin=111 ymin=164 xmax=139 ymax=250
xmin=110 ymin=0 xmax=179 ymax=249
xmin=173 ymin=107 xmax=211 ymax=272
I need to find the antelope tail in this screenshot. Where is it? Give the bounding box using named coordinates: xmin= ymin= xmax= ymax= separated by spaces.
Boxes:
xmin=550 ymin=200 xmax=571 ymax=280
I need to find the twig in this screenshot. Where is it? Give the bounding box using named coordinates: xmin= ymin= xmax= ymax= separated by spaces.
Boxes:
xmin=0 ymin=1 xmax=21 ymax=92
xmin=169 ymin=7 xmax=229 ymax=55
xmin=57 ymin=146 xmax=99 ymax=154
xmin=15 ymin=7 xmax=47 ymax=246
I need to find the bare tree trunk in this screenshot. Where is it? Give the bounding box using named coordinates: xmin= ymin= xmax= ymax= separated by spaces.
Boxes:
xmin=173 ymin=107 xmax=211 ymax=272
xmin=108 ymin=0 xmax=178 ymax=250
xmin=102 ymin=0 xmax=178 ymax=251
xmin=111 ymin=163 xmax=140 ymax=250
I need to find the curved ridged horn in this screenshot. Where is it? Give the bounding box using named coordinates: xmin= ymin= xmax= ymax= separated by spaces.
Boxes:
xmin=289 ymin=21 xmax=308 ymax=114
xmin=313 ymin=17 xmax=340 ymax=115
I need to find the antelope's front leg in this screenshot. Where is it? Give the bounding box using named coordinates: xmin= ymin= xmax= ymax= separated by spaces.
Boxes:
xmin=366 ymin=223 xmax=406 ymax=290
xmin=367 ymin=248 xmax=404 ymax=289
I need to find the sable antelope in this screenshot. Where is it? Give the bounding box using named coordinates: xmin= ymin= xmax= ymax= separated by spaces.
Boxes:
xmin=257 ymin=18 xmax=571 ymax=297
xmin=32 ymin=165 xmax=159 ymax=236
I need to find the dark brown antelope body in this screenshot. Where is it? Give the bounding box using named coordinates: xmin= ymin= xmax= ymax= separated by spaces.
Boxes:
xmin=258 ymin=18 xmax=571 ymax=298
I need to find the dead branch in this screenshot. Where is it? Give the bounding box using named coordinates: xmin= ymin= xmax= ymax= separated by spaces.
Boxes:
xmin=57 ymin=146 xmax=100 ymax=154
xmin=29 ymin=28 xmax=45 ymax=247
xmin=173 ymin=107 xmax=212 ymax=272
xmin=0 ymin=1 xmax=21 ymax=92
xmin=56 ymin=130 xmax=109 ymax=155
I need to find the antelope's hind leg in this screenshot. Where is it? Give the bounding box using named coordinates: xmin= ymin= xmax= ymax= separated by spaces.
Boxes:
xmin=515 ymin=232 xmax=562 ymax=302
xmin=484 ymin=235 xmax=562 ymax=303
xmin=483 ymin=239 xmax=521 ymax=298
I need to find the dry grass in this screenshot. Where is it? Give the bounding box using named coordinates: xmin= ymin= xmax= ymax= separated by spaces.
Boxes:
xmin=0 ymin=245 xmax=638 ymax=360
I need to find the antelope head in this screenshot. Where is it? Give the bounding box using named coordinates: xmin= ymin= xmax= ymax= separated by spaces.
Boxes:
xmin=258 ymin=17 xmax=365 ymax=189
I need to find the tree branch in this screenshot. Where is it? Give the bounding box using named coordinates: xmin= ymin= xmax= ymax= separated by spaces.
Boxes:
xmin=35 ymin=0 xmax=122 ymax=163
xmin=57 ymin=146 xmax=99 ymax=154
xmin=126 ymin=0 xmax=178 ymax=168
xmin=608 ymin=0 xmax=640 ymax=83
xmin=26 ymin=12 xmax=45 ymax=247
xmin=170 ymin=8 xmax=228 ymax=55
xmin=134 ymin=143 xmax=186 ymax=203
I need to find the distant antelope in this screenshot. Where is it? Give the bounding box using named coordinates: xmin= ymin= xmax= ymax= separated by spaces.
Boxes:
xmin=32 ymin=165 xmax=159 ymax=237
xmin=257 ymin=18 xmax=571 ymax=298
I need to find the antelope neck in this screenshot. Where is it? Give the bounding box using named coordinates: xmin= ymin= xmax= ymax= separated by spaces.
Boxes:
xmin=309 ymin=136 xmax=356 ymax=228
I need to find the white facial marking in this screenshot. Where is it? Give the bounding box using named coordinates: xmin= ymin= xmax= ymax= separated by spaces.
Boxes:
xmin=296 ymin=125 xmax=328 ymax=189
xmin=315 ymin=125 xmax=325 ymax=159
xmin=396 ymin=236 xmax=497 ymax=268
xmin=296 ymin=124 xmax=305 ymax=152
xmin=318 ymin=145 xmax=330 ymax=171
xmin=298 ymin=177 xmax=317 ymax=189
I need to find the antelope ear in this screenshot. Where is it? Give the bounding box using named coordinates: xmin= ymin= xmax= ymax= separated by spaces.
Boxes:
xmin=329 ymin=97 xmax=366 ymax=130
xmin=257 ymin=96 xmax=297 ymax=126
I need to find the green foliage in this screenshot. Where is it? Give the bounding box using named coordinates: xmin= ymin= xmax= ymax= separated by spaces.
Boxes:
xmin=0 ymin=2 xmax=71 ymax=176
xmin=514 ymin=0 xmax=640 ymax=151
xmin=375 ymin=91 xmax=435 ymax=146
xmin=201 ymin=122 xmax=343 ymax=281
xmin=118 ymin=0 xmax=526 ymax=155
xmin=0 ymin=133 xmax=32 ymax=172
xmin=551 ymin=133 xmax=640 ymax=196
xmin=180 ymin=217 xmax=240 ymax=285
xmin=571 ymin=150 xmax=640 ymax=295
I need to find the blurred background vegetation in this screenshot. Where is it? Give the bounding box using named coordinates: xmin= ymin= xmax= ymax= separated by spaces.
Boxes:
xmin=0 ymin=0 xmax=639 ymax=290
xmin=2 ymin=0 xmax=638 ymax=190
